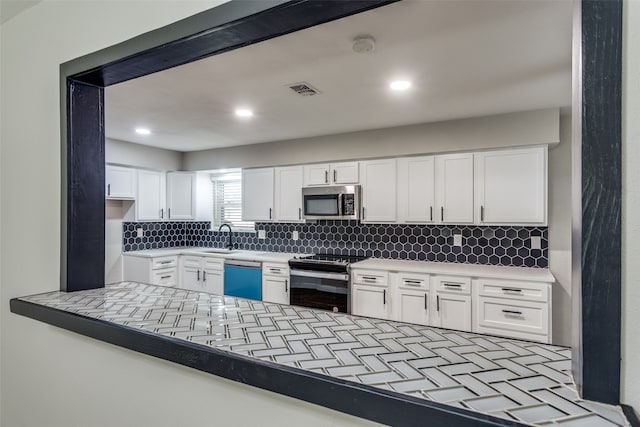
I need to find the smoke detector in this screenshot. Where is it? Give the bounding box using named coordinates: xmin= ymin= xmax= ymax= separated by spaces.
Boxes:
xmin=352 ymin=36 xmax=375 ymax=53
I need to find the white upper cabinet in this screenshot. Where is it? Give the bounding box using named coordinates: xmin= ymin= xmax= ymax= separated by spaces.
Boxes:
xmin=474 ymin=146 xmax=547 ymax=225
xmin=332 ymin=162 xmax=359 ymax=184
xmin=435 ymin=153 xmax=474 ymax=224
xmin=303 ymin=161 xmax=359 ymax=186
xmin=137 ymin=170 xmax=165 ymax=221
xmin=274 ymin=166 xmax=304 ymax=222
xmin=242 ymin=168 xmax=274 ymax=221
xmin=106 ymin=165 xmax=136 ymax=199
xmin=360 ymin=159 xmax=397 ymax=223
xmin=166 ymin=172 xmax=196 ymax=220
xmin=397 ymin=156 xmax=435 ymax=223
xmin=304 ymin=164 xmax=330 ymax=186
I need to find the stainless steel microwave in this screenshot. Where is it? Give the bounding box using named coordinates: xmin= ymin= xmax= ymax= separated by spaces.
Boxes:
xmin=302 ymin=185 xmax=361 ymax=220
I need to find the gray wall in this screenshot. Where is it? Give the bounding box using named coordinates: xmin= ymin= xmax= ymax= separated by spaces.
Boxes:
xmin=106 ymin=137 xmax=182 ymax=170
xmin=183 ymin=108 xmax=560 ymax=170
xmin=0 ymin=2 xmax=378 ymax=426
xmin=622 ymin=0 xmax=640 ymax=411
xmin=548 ymin=111 xmax=572 ymax=346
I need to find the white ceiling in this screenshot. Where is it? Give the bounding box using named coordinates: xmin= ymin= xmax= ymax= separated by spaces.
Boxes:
xmin=105 ymin=0 xmax=573 ymax=152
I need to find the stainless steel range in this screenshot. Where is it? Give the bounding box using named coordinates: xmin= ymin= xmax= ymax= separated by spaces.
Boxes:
xmin=288 ymin=253 xmax=368 ymax=313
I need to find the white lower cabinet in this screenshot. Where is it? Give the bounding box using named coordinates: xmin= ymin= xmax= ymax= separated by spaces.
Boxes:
xmin=179 ymin=256 xmax=224 ymax=295
xmin=473 ymin=278 xmax=552 ymax=343
xmin=123 ymin=254 xmax=178 ymax=287
xmin=432 ymin=275 xmax=472 ymax=331
xmin=392 ymin=272 xmax=430 ymax=326
xmin=351 ymin=266 xmax=552 ymax=343
xmin=352 ymin=270 xmax=391 ymax=319
xmin=262 ymin=262 xmax=290 ymax=305
xmin=352 ymin=284 xmax=391 ymax=319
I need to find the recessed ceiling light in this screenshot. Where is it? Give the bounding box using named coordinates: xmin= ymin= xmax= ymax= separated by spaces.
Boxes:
xmin=235 ymin=109 xmax=253 ymax=117
xmin=390 ymin=80 xmax=411 ymax=91
xmin=135 ymin=128 xmax=151 ymax=135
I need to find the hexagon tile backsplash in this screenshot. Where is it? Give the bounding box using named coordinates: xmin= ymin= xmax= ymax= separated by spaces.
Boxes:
xmin=123 ymin=221 xmax=548 ymax=268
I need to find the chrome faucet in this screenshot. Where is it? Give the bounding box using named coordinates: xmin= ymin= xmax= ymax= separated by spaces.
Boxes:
xmin=218 ymin=223 xmax=234 ymax=250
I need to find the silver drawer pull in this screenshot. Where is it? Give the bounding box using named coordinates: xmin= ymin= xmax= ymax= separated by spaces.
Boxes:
xmin=362 ymin=276 xmax=377 ymax=281
xmin=502 ymin=309 xmax=523 ymax=316
xmin=269 ymin=268 xmax=281 ymax=273
xmin=159 ymin=261 xmax=172 ymax=264
xmin=160 ymin=275 xmax=172 ymax=279
xmin=443 ymin=283 xmax=462 ymax=288
xmin=501 ymin=287 xmax=523 ymax=293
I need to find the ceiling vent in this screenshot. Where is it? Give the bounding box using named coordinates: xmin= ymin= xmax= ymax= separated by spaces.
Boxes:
xmin=288 ymin=82 xmax=320 ymax=97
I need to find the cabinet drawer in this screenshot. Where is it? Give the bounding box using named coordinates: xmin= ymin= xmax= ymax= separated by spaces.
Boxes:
xmin=203 ymin=257 xmax=224 ymax=271
xmin=476 ymin=279 xmax=549 ymax=303
xmin=151 ymin=256 xmax=177 ymax=270
xmin=181 ymin=256 xmax=202 ymax=268
xmin=396 ymin=272 xmax=430 ymax=290
xmin=477 ymin=296 xmax=548 ymax=337
xmin=151 ymin=268 xmax=177 ymax=287
xmin=353 ymin=270 xmax=389 ymax=287
xmin=263 ymin=263 xmax=289 ymax=276
xmin=434 ymin=275 xmax=471 ymax=295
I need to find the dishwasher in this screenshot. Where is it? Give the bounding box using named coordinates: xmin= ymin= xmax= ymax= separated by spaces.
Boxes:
xmin=223 ymin=259 xmax=262 ymax=301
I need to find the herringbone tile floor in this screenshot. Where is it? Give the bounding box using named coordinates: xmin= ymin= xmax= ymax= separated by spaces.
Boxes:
xmin=21 ymin=282 xmax=628 ymax=426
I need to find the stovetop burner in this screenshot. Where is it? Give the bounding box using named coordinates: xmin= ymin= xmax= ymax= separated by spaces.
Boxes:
xmin=297 ymin=253 xmax=368 ymax=264
xmin=288 ymin=253 xmax=368 ymax=273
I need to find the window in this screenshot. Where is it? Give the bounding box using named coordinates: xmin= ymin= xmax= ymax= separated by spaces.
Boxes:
xmin=211 ymin=170 xmax=254 ymax=231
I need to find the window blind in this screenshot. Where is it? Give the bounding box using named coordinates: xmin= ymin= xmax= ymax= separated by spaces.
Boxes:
xmin=211 ymin=171 xmax=254 ymax=230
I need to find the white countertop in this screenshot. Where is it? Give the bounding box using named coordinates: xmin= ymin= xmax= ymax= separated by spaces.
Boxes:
xmin=122 ymin=247 xmax=301 ymax=263
xmin=123 ymin=248 xmax=554 ymax=282
xmin=351 ymin=258 xmax=555 ymax=282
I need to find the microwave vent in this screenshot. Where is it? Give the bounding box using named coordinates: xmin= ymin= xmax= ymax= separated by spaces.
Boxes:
xmin=288 ymin=82 xmax=320 ymax=96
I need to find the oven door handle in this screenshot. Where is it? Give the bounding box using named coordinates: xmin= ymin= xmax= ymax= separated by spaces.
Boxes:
xmin=289 ymin=269 xmax=349 ymax=281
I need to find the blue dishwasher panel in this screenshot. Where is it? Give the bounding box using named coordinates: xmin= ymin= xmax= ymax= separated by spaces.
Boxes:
xmin=224 ymin=265 xmax=262 ymax=301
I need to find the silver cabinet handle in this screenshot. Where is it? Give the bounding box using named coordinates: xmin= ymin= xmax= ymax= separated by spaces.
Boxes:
xmin=480 ymin=205 xmax=485 ymax=222
xmin=160 ymin=275 xmax=171 ymax=279
xmin=160 ymin=208 xmax=164 ymax=219
xmin=362 ymin=276 xmax=377 ymax=282
xmin=430 ymin=206 xmax=433 ymax=221
xmin=107 ymin=184 xmax=111 ymax=196
xmin=325 ymin=170 xmax=328 ymax=183
xmin=203 ymin=270 xmax=207 ymax=282
xmin=298 ymin=207 xmax=301 ymax=220
xmin=285 ymin=279 xmax=288 ymax=293
xmin=405 ymin=280 xmax=421 ymax=284
xmin=424 ymin=294 xmax=428 ymax=310
xmin=333 ymin=169 xmax=337 ymax=183
xmin=362 ymin=206 xmax=366 ymax=220
xmin=383 ymin=289 xmax=386 ymax=305
xmin=269 ymin=268 xmax=281 ymax=273
xmin=502 ymin=309 xmax=523 ymax=316
xmin=441 ymin=206 xmax=444 ymax=221
xmin=197 ymin=270 xmax=200 ymax=281
xmin=168 ymin=208 xmax=171 ymax=219
xmin=501 ymin=287 xmax=523 ymax=293
xmin=437 ymin=295 xmax=440 ymax=311
xmin=159 ymin=261 xmax=172 ymax=265
xmin=269 ymin=207 xmax=272 ymax=219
